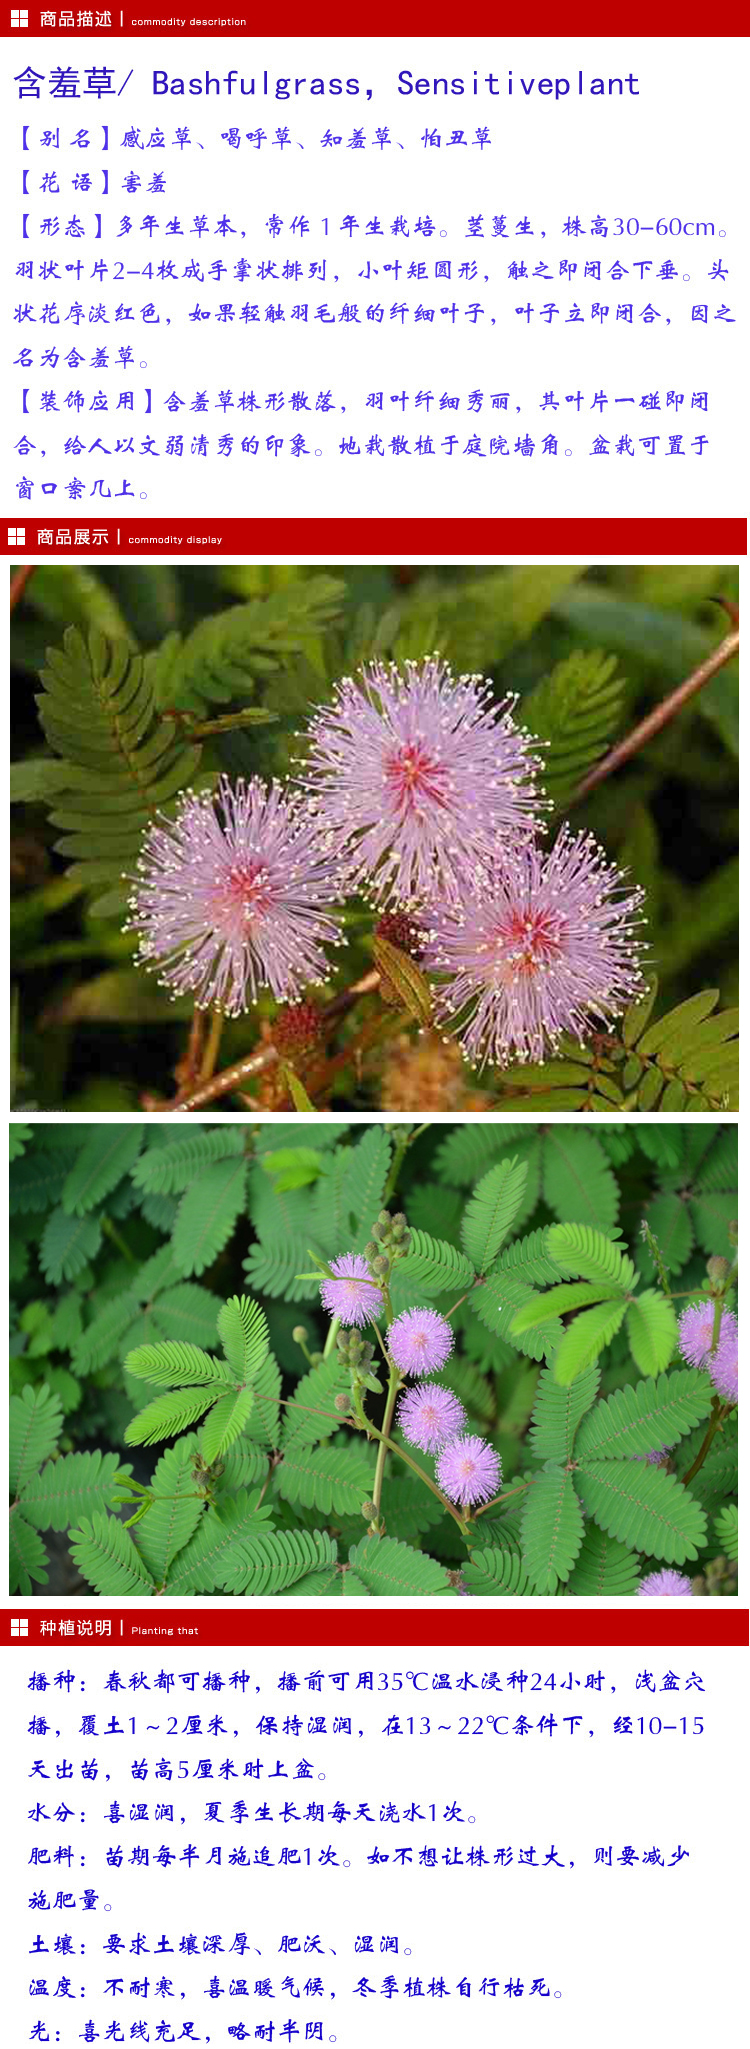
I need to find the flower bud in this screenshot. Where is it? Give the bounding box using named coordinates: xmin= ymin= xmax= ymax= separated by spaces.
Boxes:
xmin=706 ymin=1256 xmax=730 ymax=1284
xmin=361 ymin=1499 xmax=378 ymax=1518
xmin=364 ymin=1240 xmax=379 ymax=1262
xmin=371 ymin=1255 xmax=389 ymax=1276
xmin=292 ymin=1326 xmax=308 ymax=1345
xmin=378 ymin=1210 xmax=392 ymax=1228
xmin=334 ymin=1393 xmax=351 ymax=1414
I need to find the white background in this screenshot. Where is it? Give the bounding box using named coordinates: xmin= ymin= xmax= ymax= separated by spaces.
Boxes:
xmin=4 ymin=35 xmax=746 ymax=515
xmin=7 ymin=1642 xmax=744 ymax=2045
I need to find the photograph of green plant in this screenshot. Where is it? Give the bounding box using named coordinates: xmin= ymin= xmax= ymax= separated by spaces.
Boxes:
xmin=10 ymin=562 xmax=738 ymax=1114
xmin=9 ymin=1117 xmax=737 ymax=1598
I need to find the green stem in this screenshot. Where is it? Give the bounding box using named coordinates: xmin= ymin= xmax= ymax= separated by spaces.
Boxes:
xmin=681 ymin=1397 xmax=731 ymax=1488
xmin=346 ymin=1415 xmax=467 ymax=1531
xmin=382 ymin=1122 xmax=429 ymax=1204
xmin=473 ymin=1479 xmax=533 ymax=1518
xmin=444 ymin=1287 xmax=474 ymax=1321
xmin=323 ymin=1314 xmax=341 ymax=1359
xmin=102 ymin=1217 xmax=136 ymax=1265
xmin=369 ymin=1365 xmax=400 ymax=1532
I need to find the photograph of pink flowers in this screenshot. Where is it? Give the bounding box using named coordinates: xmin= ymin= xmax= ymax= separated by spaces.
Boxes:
xmin=10 ymin=561 xmax=738 ymax=1113
xmin=9 ymin=1118 xmax=737 ymax=1598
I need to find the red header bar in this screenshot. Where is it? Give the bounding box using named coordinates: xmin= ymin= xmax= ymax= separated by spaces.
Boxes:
xmin=6 ymin=7 xmax=747 ymax=31
xmin=7 ymin=1609 xmax=748 ymax=1648
xmin=5 ymin=519 xmax=745 ymax=559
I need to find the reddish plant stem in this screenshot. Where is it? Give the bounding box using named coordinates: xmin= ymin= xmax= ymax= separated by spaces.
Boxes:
xmin=572 ymin=626 xmax=739 ymax=803
xmin=10 ymin=565 xmax=35 ymax=613
xmin=148 ymin=969 xmax=380 ymax=1112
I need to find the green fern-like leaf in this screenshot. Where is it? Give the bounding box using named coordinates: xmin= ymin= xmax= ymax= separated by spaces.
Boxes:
xmin=10 ymin=1383 xmax=64 ymax=1498
xmin=553 ymin=1301 xmax=628 ymax=1385
xmin=690 ymin=1191 xmax=738 ymax=1259
xmin=637 ymin=1193 xmax=694 ymax=1277
xmin=625 ymin=1291 xmax=678 ymax=1378
xmin=574 ymin=1460 xmax=707 ymax=1564
xmin=347 ymin=1534 xmax=454 ymax=1596
xmin=512 ymin=1282 xmax=622 ymax=1334
xmin=68 ymin=1512 xmax=156 ymax=1595
xmin=166 ymin=1492 xmax=275 ymax=1593
xmin=40 ymin=1207 xmax=103 ymax=1284
xmin=124 ymin=1386 xmax=222 ymax=1447
xmin=527 ymin=1364 xmax=599 ymax=1462
xmin=62 ymin=1126 xmax=144 ymax=1216
xmin=574 ymin=1368 xmax=713 ymax=1462
xmin=223 ymin=1527 xmax=339 ymax=1596
xmin=546 ymin=1222 xmax=635 ymax=1292
xmin=340 ymin=1127 xmax=393 ymax=1249
xmin=133 ymin=1440 xmax=203 ymax=1582
xmin=435 ymin=1124 xmax=512 ymax=1186
xmin=171 ymin=1156 xmax=249 ymax=1276
xmin=441 ymin=1356 xmax=496 ymax=1427
xmin=221 ymin=1441 xmax=269 ymax=1491
xmin=124 ymin=1340 xmax=232 ymax=1389
xmin=243 ymin=1233 xmax=321 ymax=1303
xmin=521 ymin=1468 xmax=585 ymax=1592
xmin=153 ymin=579 xmax=345 ymax=711
xmin=217 ymin=1295 xmax=269 ymax=1380
xmin=393 ymin=1229 xmax=475 ymax=1298
xmin=278 ymin=1439 xmax=377 ymax=1518
xmin=281 ymin=1355 xmax=352 ymax=1450
xmin=9 ymin=1124 xmax=33 ymax=1161
xmin=146 ymin=1283 xmax=226 ymax=1349
xmin=20 ymin=1449 xmax=125 ymax=1531
xmin=488 ymin=1226 xmax=564 ymax=1290
xmin=242 ymin=1352 xmax=282 ymax=1448
xmin=10 ymin=1148 xmax=74 ymax=1214
xmin=462 ymin=1541 xmax=530 ymax=1595
xmin=36 ymin=625 xmax=202 ymax=915
xmin=691 ymin=1127 xmax=737 ymax=1192
xmin=541 ymin=1128 xmax=620 ymax=1231
xmin=275 ymin=1565 xmax=342 ymax=1596
xmin=200 ymin=1386 xmax=256 ymax=1465
xmin=523 ymin=648 xmax=624 ymax=808
xmin=471 ymin=1236 xmax=565 ymax=1362
xmin=71 ymin=1292 xmax=142 ymax=1377
xmin=565 ymin=1524 xmax=642 ymax=1596
xmin=460 ymin=1156 xmax=528 ymax=1273
xmin=713 ymin=1504 xmax=738 ymax=1561
xmin=131 ymin=1128 xmax=247 ymax=1195
xmin=621 ymin=985 xmax=739 ymax=1112
xmin=9 ymin=1510 xmax=50 ymax=1594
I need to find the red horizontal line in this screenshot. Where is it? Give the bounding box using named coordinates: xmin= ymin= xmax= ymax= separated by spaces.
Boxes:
xmin=6 ymin=519 xmax=745 ymax=557
xmin=9 ymin=1610 xmax=748 ymax=1649
xmin=18 ymin=6 xmax=749 ymax=30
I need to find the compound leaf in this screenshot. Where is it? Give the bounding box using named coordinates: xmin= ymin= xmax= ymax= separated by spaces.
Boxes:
xmin=10 ymin=1383 xmax=64 ymax=1499
xmin=520 ymin=1468 xmax=585 ymax=1592
xmin=574 ymin=1461 xmax=707 ymax=1564
xmin=171 ymin=1156 xmax=249 ymax=1276
xmin=347 ymin=1534 xmax=454 ymax=1596
xmin=574 ymin=1368 xmax=713 ymax=1462
xmin=460 ymin=1156 xmax=528 ymax=1273
xmin=626 ymin=1291 xmax=678 ymax=1378
xmin=68 ymin=1512 xmax=156 ymax=1595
